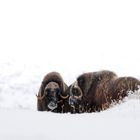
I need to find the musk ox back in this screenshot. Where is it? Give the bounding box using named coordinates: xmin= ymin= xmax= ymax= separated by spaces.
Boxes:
xmin=80 ymin=70 xmax=117 ymax=112
xmin=37 ymin=72 xmax=68 ymax=112
xmin=112 ymin=76 xmax=140 ymax=101
xmin=74 ymin=71 xmax=140 ymax=112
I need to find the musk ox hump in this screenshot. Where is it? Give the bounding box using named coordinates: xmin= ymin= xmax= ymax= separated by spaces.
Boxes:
xmin=87 ymin=70 xmax=117 ymax=110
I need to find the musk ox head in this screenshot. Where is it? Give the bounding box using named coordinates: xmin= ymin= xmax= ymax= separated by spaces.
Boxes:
xmin=37 ymin=72 xmax=68 ymax=112
xmin=68 ymin=82 xmax=83 ymax=106
xmin=63 ymin=82 xmax=85 ymax=113
xmin=44 ymin=82 xmax=61 ymax=110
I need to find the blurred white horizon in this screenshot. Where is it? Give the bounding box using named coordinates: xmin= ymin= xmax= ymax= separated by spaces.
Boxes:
xmin=0 ymin=0 xmax=140 ymax=78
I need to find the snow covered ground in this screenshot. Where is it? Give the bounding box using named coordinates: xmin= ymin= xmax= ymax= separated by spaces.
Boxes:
xmin=1 ymin=91 xmax=140 ymax=140
xmin=1 ymin=61 xmax=140 ymax=140
xmin=0 ymin=0 xmax=140 ymax=140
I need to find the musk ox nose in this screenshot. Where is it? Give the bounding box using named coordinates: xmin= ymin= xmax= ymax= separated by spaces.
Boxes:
xmin=69 ymin=98 xmax=74 ymax=105
xmin=48 ymin=101 xmax=58 ymax=110
xmin=69 ymin=96 xmax=77 ymax=105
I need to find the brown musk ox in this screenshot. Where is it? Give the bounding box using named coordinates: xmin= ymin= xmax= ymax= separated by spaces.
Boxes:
xmin=65 ymin=70 xmax=118 ymax=113
xmin=111 ymin=76 xmax=140 ymax=102
xmin=37 ymin=72 xmax=68 ymax=112
xmin=63 ymin=83 xmax=84 ymax=113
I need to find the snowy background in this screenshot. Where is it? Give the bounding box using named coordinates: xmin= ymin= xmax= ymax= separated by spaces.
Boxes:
xmin=0 ymin=0 xmax=140 ymax=140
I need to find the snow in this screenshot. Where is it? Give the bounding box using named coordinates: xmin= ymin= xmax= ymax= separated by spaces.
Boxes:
xmin=0 ymin=0 xmax=140 ymax=139
xmin=1 ymin=62 xmax=140 ymax=140
xmin=1 ymin=98 xmax=140 ymax=140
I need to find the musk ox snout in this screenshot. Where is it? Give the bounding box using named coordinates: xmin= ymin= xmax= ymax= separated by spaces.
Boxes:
xmin=48 ymin=101 xmax=58 ymax=110
xmin=69 ymin=96 xmax=77 ymax=105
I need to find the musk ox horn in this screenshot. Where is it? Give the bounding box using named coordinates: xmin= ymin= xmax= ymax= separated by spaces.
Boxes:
xmin=36 ymin=94 xmax=45 ymax=100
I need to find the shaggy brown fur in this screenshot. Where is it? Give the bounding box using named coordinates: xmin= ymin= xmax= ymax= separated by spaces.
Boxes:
xmin=37 ymin=72 xmax=68 ymax=112
xmin=64 ymin=70 xmax=118 ymax=113
xmin=79 ymin=70 xmax=118 ymax=112
xmin=86 ymin=71 xmax=118 ymax=111
xmin=111 ymin=77 xmax=140 ymax=101
xmin=66 ymin=71 xmax=140 ymax=113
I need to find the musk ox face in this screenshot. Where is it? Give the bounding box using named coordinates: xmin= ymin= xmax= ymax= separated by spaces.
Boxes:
xmin=37 ymin=72 xmax=68 ymax=112
xmin=44 ymin=82 xmax=61 ymax=110
xmin=68 ymin=82 xmax=83 ymax=106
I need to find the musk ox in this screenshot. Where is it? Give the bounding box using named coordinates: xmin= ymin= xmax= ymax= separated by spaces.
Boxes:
xmin=63 ymin=83 xmax=84 ymax=113
xmin=112 ymin=76 xmax=140 ymax=102
xmin=66 ymin=70 xmax=140 ymax=113
xmin=37 ymin=72 xmax=68 ymax=112
xmin=65 ymin=70 xmax=118 ymax=113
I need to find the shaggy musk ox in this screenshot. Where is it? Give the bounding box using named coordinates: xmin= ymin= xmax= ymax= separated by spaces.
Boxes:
xmin=66 ymin=70 xmax=140 ymax=113
xmin=37 ymin=72 xmax=68 ymax=112
xmin=64 ymin=70 xmax=118 ymax=113
xmin=112 ymin=76 xmax=140 ymax=102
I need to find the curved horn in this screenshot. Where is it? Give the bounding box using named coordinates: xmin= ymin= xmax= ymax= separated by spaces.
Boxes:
xmin=36 ymin=94 xmax=45 ymax=100
xmin=60 ymin=82 xmax=69 ymax=99
xmin=74 ymin=86 xmax=83 ymax=99
xmin=60 ymin=94 xmax=69 ymax=99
